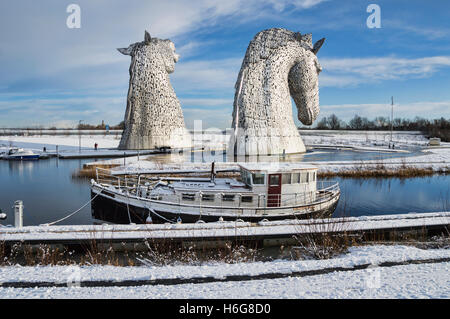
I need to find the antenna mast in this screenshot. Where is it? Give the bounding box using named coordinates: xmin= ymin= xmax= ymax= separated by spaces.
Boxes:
xmin=390 ymin=96 xmax=394 ymax=145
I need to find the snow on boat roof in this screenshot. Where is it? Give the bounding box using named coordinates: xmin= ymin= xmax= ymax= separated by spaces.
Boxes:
xmin=238 ymin=162 xmax=317 ymax=173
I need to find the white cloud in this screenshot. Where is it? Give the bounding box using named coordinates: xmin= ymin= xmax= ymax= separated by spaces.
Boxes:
xmin=0 ymin=96 xmax=125 ymax=128
xmin=386 ymin=20 xmax=450 ymax=41
xmin=181 ymin=98 xmax=233 ymax=107
xmin=320 ymin=56 xmax=450 ymax=87
xmin=172 ymin=58 xmax=241 ymax=93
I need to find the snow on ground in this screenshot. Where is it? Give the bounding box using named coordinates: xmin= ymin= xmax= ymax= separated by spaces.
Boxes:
xmin=0 ymin=245 xmax=448 ymax=298
xmin=0 ymin=134 xmax=121 ymax=151
xmin=300 ymin=130 xmax=435 ymax=148
xmin=2 ymin=130 xmax=447 ymax=152
xmin=314 ymin=147 xmax=450 ymax=173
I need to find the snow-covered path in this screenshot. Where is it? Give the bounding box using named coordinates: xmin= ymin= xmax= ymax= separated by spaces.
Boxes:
xmin=0 ymin=245 xmax=449 ymax=298
xmin=1 ymin=261 xmax=448 ymax=299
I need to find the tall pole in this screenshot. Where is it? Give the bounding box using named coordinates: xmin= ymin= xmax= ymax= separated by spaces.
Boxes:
xmin=79 ymin=120 xmax=83 ymax=154
xmin=390 ymin=96 xmax=394 ymax=144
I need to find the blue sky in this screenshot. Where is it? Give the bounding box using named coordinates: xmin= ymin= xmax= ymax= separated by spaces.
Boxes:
xmin=0 ymin=0 xmax=449 ymax=129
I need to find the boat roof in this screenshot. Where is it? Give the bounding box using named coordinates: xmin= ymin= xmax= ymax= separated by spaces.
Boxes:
xmin=154 ymin=178 xmax=251 ymax=194
xmin=238 ymin=162 xmax=317 ymax=173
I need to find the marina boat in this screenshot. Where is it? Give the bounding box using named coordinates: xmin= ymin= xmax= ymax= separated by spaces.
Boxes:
xmin=91 ymin=163 xmax=340 ymax=224
xmin=2 ymin=148 xmax=40 ymax=160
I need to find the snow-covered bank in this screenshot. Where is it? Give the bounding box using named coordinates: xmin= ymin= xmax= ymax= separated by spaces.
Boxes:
xmin=3 ymin=130 xmax=446 ymax=152
xmin=0 ymin=134 xmax=120 ymax=151
xmin=300 ymin=130 xmax=437 ymax=148
xmin=0 ymin=245 xmax=448 ymax=298
xmin=2 ymin=212 xmax=449 ymax=243
xmin=315 ymin=147 xmax=450 ymax=174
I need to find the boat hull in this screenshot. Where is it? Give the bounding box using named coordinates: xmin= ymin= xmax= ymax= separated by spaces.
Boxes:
xmin=4 ymin=155 xmax=40 ymax=160
xmin=91 ymin=186 xmax=340 ymax=224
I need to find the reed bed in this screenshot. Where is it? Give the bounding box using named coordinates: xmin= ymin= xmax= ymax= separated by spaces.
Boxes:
xmin=72 ymin=164 xmax=119 ymax=179
xmin=0 ymin=239 xmax=261 ymax=267
xmin=318 ymin=163 xmax=448 ymax=179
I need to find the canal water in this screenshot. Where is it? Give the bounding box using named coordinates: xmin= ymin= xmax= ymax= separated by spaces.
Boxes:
xmin=0 ymin=151 xmax=448 ymax=226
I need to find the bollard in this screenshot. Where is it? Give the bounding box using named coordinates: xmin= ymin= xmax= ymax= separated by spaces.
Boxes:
xmin=14 ymin=200 xmax=23 ymax=228
xmin=0 ymin=208 xmax=6 ymax=220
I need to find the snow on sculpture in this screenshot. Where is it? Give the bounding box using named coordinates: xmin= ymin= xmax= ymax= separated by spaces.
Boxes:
xmin=229 ymin=28 xmax=325 ymax=155
xmin=117 ymin=31 xmax=192 ymax=150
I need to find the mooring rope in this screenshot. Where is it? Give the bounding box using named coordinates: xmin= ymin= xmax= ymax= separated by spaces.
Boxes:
xmin=40 ymin=191 xmax=102 ymax=226
xmin=146 ymin=205 xmax=175 ymax=224
xmin=124 ymin=189 xmax=132 ymax=224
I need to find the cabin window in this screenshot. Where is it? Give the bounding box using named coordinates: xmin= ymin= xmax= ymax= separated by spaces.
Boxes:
xmin=300 ymin=172 xmax=308 ymax=183
xmin=241 ymin=169 xmax=252 ymax=185
xmin=308 ymin=172 xmax=315 ymax=182
xmin=252 ymin=173 xmax=265 ymax=185
xmin=292 ymin=173 xmax=300 ymax=184
xmin=182 ymin=193 xmax=196 ymax=201
xmin=282 ymin=173 xmax=291 ymax=184
xmin=241 ymin=195 xmax=253 ymax=203
xmin=222 ymin=194 xmax=235 ymax=202
xmin=202 ymin=194 xmax=215 ymax=201
xmin=269 ymin=175 xmax=280 ymax=186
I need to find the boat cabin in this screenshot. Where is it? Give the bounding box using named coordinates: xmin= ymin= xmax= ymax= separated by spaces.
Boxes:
xmin=137 ymin=162 xmax=319 ymax=209
xmin=238 ymin=163 xmax=318 ymax=207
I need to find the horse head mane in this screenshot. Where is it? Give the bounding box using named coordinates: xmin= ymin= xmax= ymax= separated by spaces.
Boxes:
xmin=242 ymin=28 xmax=315 ymax=65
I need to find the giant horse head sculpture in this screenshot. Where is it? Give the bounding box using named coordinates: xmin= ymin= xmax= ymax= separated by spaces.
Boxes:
xmin=117 ymin=31 xmax=191 ymax=150
xmin=230 ymin=28 xmax=324 ymax=156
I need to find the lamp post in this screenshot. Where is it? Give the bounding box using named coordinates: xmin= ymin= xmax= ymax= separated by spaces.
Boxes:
xmin=78 ymin=120 xmax=83 ymax=154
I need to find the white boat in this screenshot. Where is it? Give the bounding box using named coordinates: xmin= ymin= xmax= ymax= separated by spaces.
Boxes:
xmin=3 ymin=148 xmax=40 ymax=160
xmin=91 ymin=162 xmax=340 ymax=224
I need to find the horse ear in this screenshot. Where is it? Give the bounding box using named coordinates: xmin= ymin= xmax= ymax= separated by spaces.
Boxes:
xmin=117 ymin=47 xmax=131 ymax=55
xmin=144 ymin=30 xmax=151 ymax=43
xmin=312 ymin=38 xmax=325 ymax=55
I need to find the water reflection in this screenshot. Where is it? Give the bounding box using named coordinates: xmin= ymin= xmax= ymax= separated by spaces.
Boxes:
xmin=329 ymin=176 xmax=450 ymax=217
xmin=7 ymin=160 xmax=34 ymax=177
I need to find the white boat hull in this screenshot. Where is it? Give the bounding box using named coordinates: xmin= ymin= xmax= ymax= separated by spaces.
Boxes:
xmin=91 ymin=183 xmax=340 ymax=224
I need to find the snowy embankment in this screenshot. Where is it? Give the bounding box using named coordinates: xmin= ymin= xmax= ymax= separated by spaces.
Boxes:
xmin=0 ymin=134 xmax=121 ymax=151
xmin=1 ymin=212 xmax=449 ymax=242
xmin=300 ymin=130 xmax=433 ymax=148
xmin=314 ymin=147 xmax=450 ymax=174
xmin=0 ymin=245 xmax=449 ymax=298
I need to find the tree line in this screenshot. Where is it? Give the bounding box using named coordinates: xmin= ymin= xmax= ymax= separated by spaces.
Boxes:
xmin=310 ymin=114 xmax=450 ymax=141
